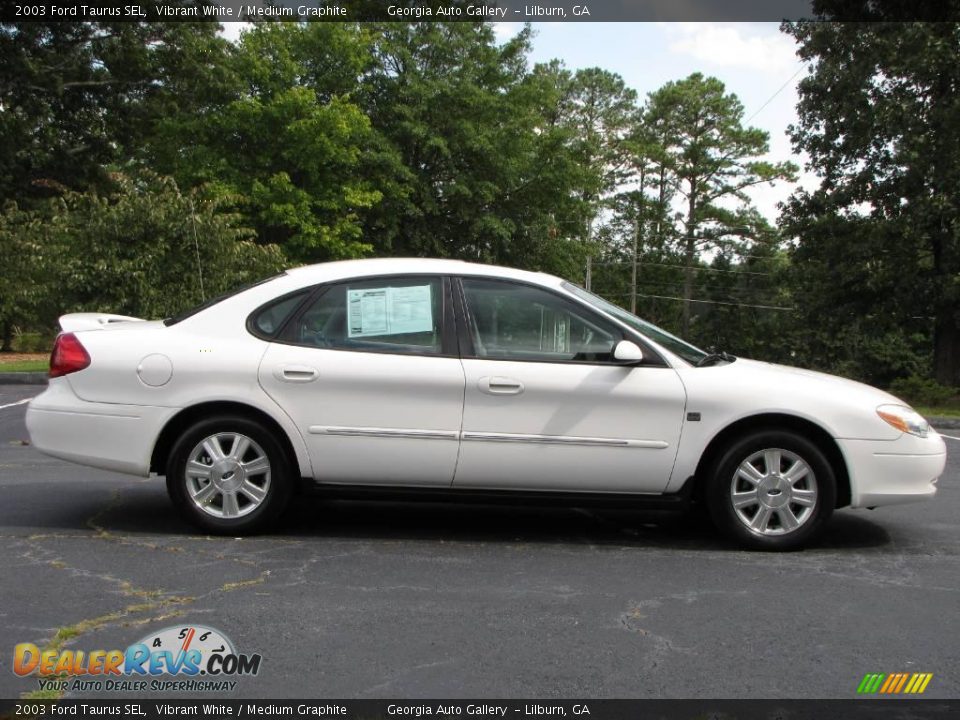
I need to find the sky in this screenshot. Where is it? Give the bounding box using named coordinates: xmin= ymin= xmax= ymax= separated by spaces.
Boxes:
xmin=221 ymin=21 xmax=816 ymax=222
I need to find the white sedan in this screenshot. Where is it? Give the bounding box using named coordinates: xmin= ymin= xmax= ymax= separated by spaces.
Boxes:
xmin=26 ymin=258 xmax=946 ymax=549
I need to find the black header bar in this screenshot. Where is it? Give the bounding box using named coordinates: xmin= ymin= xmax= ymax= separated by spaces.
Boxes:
xmin=6 ymin=0 xmax=821 ymax=23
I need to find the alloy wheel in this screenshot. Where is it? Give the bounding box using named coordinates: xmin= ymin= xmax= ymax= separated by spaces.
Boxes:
xmin=184 ymin=432 xmax=272 ymax=519
xmin=729 ymin=447 xmax=818 ymax=536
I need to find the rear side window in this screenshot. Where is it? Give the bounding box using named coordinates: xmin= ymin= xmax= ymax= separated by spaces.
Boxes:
xmin=283 ymin=276 xmax=444 ymax=355
xmin=249 ymin=291 xmax=310 ymax=338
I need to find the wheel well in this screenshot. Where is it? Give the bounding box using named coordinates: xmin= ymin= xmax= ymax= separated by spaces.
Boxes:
xmin=150 ymin=401 xmax=300 ymax=478
xmin=692 ymin=413 xmax=851 ymax=508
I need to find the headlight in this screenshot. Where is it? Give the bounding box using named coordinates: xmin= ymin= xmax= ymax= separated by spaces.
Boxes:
xmin=876 ymin=404 xmax=930 ymax=438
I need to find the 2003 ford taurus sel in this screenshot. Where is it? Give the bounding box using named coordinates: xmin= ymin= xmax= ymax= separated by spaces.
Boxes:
xmin=26 ymin=259 xmax=946 ymax=549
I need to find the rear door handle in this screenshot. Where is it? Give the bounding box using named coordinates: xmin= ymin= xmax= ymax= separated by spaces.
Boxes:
xmin=275 ymin=365 xmax=318 ymax=383
xmin=478 ymin=376 xmax=524 ymax=395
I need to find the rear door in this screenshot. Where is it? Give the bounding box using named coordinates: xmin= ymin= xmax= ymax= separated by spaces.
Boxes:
xmin=258 ymin=275 xmax=465 ymax=487
xmin=452 ymin=277 xmax=687 ymax=493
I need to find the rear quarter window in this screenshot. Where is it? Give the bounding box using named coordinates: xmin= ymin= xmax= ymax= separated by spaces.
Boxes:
xmin=248 ymin=290 xmax=310 ymax=339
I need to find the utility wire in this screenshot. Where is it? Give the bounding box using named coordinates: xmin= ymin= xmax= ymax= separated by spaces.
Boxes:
xmin=592 ymin=261 xmax=774 ymax=276
xmin=615 ymin=292 xmax=795 ymax=312
xmin=745 ymin=65 xmax=806 ymax=125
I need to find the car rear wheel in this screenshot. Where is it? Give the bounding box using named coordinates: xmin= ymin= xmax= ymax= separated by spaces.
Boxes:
xmin=706 ymin=429 xmax=836 ymax=551
xmin=166 ymin=415 xmax=292 ymax=534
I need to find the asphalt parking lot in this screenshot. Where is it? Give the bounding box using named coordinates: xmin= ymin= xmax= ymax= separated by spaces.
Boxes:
xmin=0 ymin=382 xmax=957 ymax=700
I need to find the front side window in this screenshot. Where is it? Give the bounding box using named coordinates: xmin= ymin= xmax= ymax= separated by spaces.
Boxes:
xmin=284 ymin=276 xmax=444 ymax=355
xmin=561 ymin=282 xmax=707 ymax=365
xmin=460 ymin=278 xmax=620 ymax=363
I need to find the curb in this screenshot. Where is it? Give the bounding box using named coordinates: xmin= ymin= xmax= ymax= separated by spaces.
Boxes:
xmin=0 ymin=372 xmax=48 ymax=385
xmin=929 ymin=417 xmax=960 ymax=430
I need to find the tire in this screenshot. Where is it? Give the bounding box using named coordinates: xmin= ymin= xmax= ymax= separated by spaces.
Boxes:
xmin=166 ymin=415 xmax=293 ymax=535
xmin=706 ymin=429 xmax=836 ymax=551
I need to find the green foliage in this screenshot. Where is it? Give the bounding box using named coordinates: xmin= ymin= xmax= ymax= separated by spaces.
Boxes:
xmin=0 ymin=22 xmax=233 ymax=206
xmin=24 ymin=172 xmax=285 ymax=322
xmin=790 ymin=325 xmax=930 ymax=387
xmin=782 ymin=15 xmax=960 ymax=385
xmin=0 ymin=202 xmax=53 ymax=347
xmin=561 ymin=67 xmax=638 ymax=227
xmin=644 ymin=73 xmax=798 ymax=335
xmin=889 ymin=376 xmax=957 ymax=408
xmin=12 ymin=331 xmax=56 ymax=353
xmin=148 ymin=23 xmax=379 ymax=263
xmin=0 ymin=17 xmax=948 ymax=391
xmin=356 ymin=23 xmax=591 ymax=276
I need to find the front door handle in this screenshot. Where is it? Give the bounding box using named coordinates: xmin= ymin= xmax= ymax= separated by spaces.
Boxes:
xmin=275 ymin=365 xmax=318 ymax=383
xmin=478 ymin=376 xmax=524 ymax=395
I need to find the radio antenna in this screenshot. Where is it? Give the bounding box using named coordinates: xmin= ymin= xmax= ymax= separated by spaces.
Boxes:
xmin=189 ymin=197 xmax=206 ymax=301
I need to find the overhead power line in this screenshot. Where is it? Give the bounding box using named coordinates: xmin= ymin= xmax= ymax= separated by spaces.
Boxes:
xmin=609 ymin=292 xmax=795 ymax=312
xmin=745 ymin=65 xmax=806 ymax=125
xmin=592 ymin=261 xmax=774 ymax=276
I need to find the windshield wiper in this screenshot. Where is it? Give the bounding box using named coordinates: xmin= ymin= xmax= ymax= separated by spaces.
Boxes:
xmin=695 ymin=349 xmax=736 ymax=367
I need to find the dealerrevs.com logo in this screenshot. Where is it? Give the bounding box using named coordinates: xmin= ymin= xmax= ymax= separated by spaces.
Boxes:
xmin=13 ymin=624 xmax=261 ymax=693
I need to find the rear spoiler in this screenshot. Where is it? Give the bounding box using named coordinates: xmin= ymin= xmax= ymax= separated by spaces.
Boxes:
xmin=58 ymin=313 xmax=145 ymax=332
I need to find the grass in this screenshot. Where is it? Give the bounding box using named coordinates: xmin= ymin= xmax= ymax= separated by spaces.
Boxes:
xmin=0 ymin=360 xmax=47 ymax=373
xmin=916 ymin=405 xmax=960 ymax=419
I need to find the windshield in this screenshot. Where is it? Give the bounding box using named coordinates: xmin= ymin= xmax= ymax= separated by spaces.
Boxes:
xmin=561 ymin=282 xmax=708 ymax=365
xmin=163 ymin=272 xmax=286 ymax=326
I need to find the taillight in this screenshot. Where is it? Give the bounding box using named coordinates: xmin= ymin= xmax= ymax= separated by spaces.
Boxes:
xmin=50 ymin=332 xmax=91 ymax=378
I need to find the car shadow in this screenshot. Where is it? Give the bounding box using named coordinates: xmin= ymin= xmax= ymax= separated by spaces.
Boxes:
xmin=7 ymin=478 xmax=893 ymax=552
xmin=282 ymin=499 xmax=894 ymax=552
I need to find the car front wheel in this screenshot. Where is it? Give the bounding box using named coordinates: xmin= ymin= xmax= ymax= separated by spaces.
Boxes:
xmin=166 ymin=415 xmax=292 ymax=534
xmin=707 ymin=430 xmax=836 ymax=551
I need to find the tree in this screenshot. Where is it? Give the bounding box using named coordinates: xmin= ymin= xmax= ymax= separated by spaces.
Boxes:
xmin=148 ymin=23 xmax=381 ymax=262
xmin=782 ymin=10 xmax=960 ymax=385
xmin=613 ymin=115 xmax=676 ymax=314
xmin=0 ymin=22 xmax=233 ymax=206
xmin=646 ymin=73 xmax=797 ymax=335
xmin=35 ymin=172 xmax=285 ymax=322
xmin=558 ymin=67 xmax=638 ymax=287
xmin=0 ymin=203 xmax=51 ymax=350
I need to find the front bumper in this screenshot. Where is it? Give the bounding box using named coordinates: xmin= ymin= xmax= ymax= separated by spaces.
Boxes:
xmin=838 ymin=431 xmax=946 ymax=508
xmin=26 ymin=378 xmax=175 ymax=477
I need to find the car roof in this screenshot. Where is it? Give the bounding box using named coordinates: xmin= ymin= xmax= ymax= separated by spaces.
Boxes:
xmin=284 ymin=257 xmax=563 ymax=288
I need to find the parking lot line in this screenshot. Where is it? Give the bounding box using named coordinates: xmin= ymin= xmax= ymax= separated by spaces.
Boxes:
xmin=939 ymin=433 xmax=960 ymax=441
xmin=0 ymin=398 xmax=33 ymax=411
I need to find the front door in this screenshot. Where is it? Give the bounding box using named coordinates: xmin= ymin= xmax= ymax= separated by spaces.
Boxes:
xmin=452 ymin=277 xmax=687 ymax=493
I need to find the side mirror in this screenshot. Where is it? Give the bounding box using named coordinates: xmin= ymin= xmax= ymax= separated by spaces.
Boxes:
xmin=613 ymin=339 xmax=644 ymax=364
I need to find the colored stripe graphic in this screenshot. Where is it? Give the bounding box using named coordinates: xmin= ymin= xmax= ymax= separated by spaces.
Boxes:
xmin=858 ymin=673 xmax=932 ymax=694
xmin=857 ymin=674 xmax=884 ymax=693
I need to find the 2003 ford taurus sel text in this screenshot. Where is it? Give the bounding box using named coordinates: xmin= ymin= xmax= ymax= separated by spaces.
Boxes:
xmin=25 ymin=259 xmax=946 ymax=549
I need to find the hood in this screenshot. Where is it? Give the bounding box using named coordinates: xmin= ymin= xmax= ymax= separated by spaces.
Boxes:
xmin=733 ymin=358 xmax=905 ymax=405
xmin=677 ymin=357 xmax=910 ymax=440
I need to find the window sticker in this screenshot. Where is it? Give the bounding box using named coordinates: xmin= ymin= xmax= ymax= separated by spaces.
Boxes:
xmin=347 ymin=284 xmax=433 ymax=338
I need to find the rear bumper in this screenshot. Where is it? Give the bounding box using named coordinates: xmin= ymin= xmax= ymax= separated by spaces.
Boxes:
xmin=838 ymin=432 xmax=946 ymax=508
xmin=25 ymin=379 xmax=175 ymax=477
